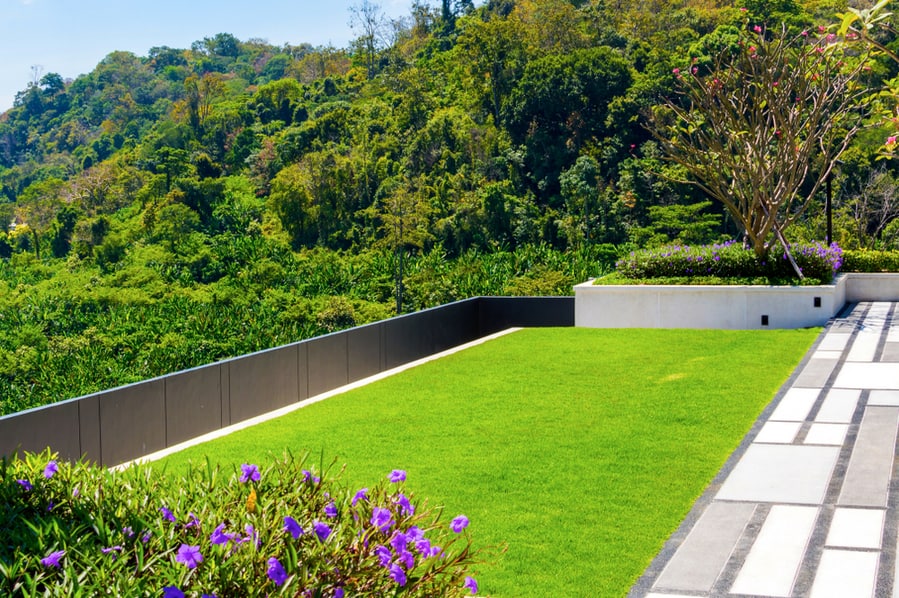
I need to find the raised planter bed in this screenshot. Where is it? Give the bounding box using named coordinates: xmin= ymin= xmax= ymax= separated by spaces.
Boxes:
xmin=574 ymin=273 xmax=899 ymax=329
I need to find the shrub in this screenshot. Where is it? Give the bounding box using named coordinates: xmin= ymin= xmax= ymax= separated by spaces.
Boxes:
xmin=1 ymin=451 xmax=481 ymax=597
xmin=614 ymin=241 xmax=843 ymax=283
xmin=841 ymin=249 xmax=899 ymax=273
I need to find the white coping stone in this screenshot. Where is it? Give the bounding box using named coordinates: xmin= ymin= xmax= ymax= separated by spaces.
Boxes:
xmin=755 ymin=421 xmax=802 ymax=444
xmin=770 ymin=388 xmax=820 ymax=422
xmin=646 ymin=594 xmax=694 ymax=598
xmin=804 ymin=423 xmax=850 ymax=446
xmin=809 ymin=549 xmax=879 ymax=598
xmin=730 ymin=505 xmax=819 ymax=597
xmin=717 ymin=444 xmax=840 ymax=504
xmin=847 ymin=333 xmax=881 ymax=363
xmin=819 ymin=333 xmax=851 ymax=351
xmin=834 ymin=363 xmax=899 ymax=390
xmin=826 ymin=508 xmax=885 ymax=550
xmin=816 ymin=389 xmax=862 ymax=423
xmin=869 ymin=390 xmax=899 ymax=406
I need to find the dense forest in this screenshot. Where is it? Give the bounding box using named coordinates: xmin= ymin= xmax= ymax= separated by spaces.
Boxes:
xmin=0 ymin=0 xmax=897 ymax=414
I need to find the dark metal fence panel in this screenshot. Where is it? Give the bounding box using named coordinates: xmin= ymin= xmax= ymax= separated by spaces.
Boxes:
xmin=165 ymin=364 xmax=224 ymax=448
xmin=347 ymin=323 xmax=382 ymax=384
xmin=227 ymin=345 xmax=300 ymax=423
xmin=478 ymin=297 xmax=575 ymax=334
xmin=0 ymin=295 xmax=573 ymax=466
xmin=0 ymin=400 xmax=81 ymax=462
xmin=98 ymin=380 xmax=166 ymax=466
xmin=307 ymin=331 xmax=349 ymax=397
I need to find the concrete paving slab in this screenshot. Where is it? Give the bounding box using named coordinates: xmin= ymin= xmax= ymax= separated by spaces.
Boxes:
xmin=813 ymin=349 xmax=846 ymax=360
xmin=755 ymin=421 xmax=802 ymax=444
xmin=770 ymin=387 xmax=821 ymax=421
xmin=839 ymin=406 xmax=899 ymax=508
xmin=717 ymin=444 xmax=839 ymax=504
xmin=888 ymin=326 xmax=899 ymax=343
xmin=809 ymin=549 xmax=879 ymax=598
xmin=793 ymin=359 xmax=838 ymax=388
xmin=652 ymin=501 xmax=756 ymax=593
xmin=819 ymin=333 xmax=851 ymax=351
xmin=869 ymin=390 xmax=899 ymax=406
xmin=848 ymin=332 xmax=881 ymax=362
xmin=804 ymin=423 xmax=849 ymax=446
xmin=834 ymin=363 xmax=899 ymax=389
xmin=882 ymin=342 xmax=899 ymax=362
xmin=815 ymin=388 xmax=862 ymax=423
xmin=826 ymin=508 xmax=885 ymax=549
xmin=729 ymin=505 xmax=819 ymax=597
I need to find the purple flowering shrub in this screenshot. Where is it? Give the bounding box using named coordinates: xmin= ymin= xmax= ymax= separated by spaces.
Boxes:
xmin=1 ymin=450 xmax=481 ymax=597
xmin=614 ymin=241 xmax=843 ymax=283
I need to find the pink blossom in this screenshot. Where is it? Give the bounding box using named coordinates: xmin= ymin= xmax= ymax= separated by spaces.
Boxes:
xmin=753 ymin=25 xmax=762 ymax=33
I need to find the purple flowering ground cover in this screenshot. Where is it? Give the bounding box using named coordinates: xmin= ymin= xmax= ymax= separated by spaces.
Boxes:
xmin=160 ymin=327 xmax=819 ymax=596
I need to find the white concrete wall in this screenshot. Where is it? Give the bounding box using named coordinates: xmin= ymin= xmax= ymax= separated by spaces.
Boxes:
xmin=574 ymin=273 xmax=878 ymax=330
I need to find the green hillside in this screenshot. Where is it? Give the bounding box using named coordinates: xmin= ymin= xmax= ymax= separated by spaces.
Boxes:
xmin=0 ymin=0 xmax=895 ymax=414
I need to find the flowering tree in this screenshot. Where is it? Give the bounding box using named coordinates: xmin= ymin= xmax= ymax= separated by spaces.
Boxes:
xmin=650 ymin=22 xmax=874 ymax=275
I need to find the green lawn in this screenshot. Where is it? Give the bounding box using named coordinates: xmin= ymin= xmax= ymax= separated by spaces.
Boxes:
xmin=157 ymin=327 xmax=819 ymax=597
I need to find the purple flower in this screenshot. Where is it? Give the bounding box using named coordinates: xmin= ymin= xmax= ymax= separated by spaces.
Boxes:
xmin=407 ymin=526 xmax=424 ymax=540
xmin=43 ymin=460 xmax=58 ymax=479
xmin=239 ymin=463 xmax=260 ymax=483
xmin=415 ymin=537 xmax=433 ymax=556
xmin=450 ymin=515 xmax=469 ymax=533
xmin=141 ymin=531 xmax=152 ymax=543
xmin=313 ymin=521 xmax=332 ymax=542
xmin=325 ymin=501 xmax=338 ymax=518
xmin=162 ymin=587 xmax=185 ymax=598
xmin=16 ymin=479 xmax=32 ymax=491
xmin=389 ymin=563 xmax=407 ymax=586
xmin=390 ymin=531 xmax=409 ymax=553
xmin=464 ymin=576 xmax=479 ymax=594
xmin=398 ymin=549 xmax=415 ymax=569
xmin=160 ymin=507 xmax=176 ymax=522
xmin=123 ymin=526 xmax=135 ymax=539
xmin=375 ymin=545 xmax=392 ymax=567
xmin=183 ymin=512 xmax=200 ymax=529
xmin=40 ymin=550 xmax=65 ymax=568
xmin=334 ymin=588 xmax=345 ymax=598
xmin=210 ymin=523 xmax=233 ymax=546
xmin=302 ymin=469 xmax=320 ymax=484
xmin=395 ymin=493 xmax=414 ymax=516
xmin=388 ymin=469 xmax=406 ymax=483
xmin=371 ymin=507 xmax=394 ymax=532
xmin=267 ymin=557 xmax=288 ymax=586
xmin=175 ymin=544 xmax=203 ymax=569
xmin=283 ymin=516 xmax=304 ymax=539
xmin=72 ymin=486 xmax=80 ymax=498
xmin=352 ymin=487 xmax=369 ymax=506
xmin=101 ymin=545 xmax=122 ymax=555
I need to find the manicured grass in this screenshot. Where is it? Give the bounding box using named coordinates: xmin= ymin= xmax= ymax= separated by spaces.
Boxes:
xmin=157 ymin=327 xmax=819 ymax=597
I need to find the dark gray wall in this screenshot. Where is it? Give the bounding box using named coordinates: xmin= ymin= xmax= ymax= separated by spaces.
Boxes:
xmin=0 ymin=297 xmax=573 ymax=467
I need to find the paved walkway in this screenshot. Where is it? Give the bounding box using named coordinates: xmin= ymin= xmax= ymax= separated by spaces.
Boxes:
xmin=631 ymin=301 xmax=899 ymax=598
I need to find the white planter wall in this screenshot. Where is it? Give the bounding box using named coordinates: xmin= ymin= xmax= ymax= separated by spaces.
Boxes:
xmin=573 ymin=273 xmax=899 ymax=329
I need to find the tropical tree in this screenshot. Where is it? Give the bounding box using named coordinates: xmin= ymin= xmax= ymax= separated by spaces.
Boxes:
xmin=650 ymin=23 xmax=874 ymax=274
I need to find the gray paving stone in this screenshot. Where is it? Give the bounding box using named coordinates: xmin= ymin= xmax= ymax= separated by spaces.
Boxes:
xmin=838 ymin=406 xmax=899 ymax=508
xmin=793 ymin=358 xmax=838 ymax=388
xmin=716 ymin=444 xmax=840 ymax=504
xmin=882 ymin=342 xmax=899 ymax=362
xmin=652 ymin=501 xmax=756 ymax=593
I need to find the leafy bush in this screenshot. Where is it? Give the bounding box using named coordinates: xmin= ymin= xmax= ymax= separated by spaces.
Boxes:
xmin=841 ymin=249 xmax=899 ymax=272
xmin=614 ymin=241 xmax=843 ymax=283
xmin=1 ymin=451 xmax=481 ymax=597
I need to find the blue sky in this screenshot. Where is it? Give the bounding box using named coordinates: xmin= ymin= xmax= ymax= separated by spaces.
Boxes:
xmin=0 ymin=0 xmax=419 ymax=111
